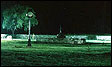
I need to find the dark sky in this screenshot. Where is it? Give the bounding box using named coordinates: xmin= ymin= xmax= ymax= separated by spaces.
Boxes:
xmin=1 ymin=1 xmax=111 ymax=34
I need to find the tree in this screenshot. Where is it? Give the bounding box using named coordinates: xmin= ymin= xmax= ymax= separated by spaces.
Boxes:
xmin=2 ymin=4 xmax=38 ymax=38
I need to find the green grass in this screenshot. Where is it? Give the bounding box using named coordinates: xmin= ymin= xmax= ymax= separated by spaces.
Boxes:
xmin=1 ymin=40 xmax=111 ymax=66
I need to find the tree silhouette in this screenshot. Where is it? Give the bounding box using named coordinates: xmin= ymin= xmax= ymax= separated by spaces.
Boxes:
xmin=2 ymin=4 xmax=38 ymax=38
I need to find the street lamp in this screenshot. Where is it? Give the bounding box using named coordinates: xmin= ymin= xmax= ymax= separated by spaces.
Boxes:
xmin=26 ymin=9 xmax=34 ymax=47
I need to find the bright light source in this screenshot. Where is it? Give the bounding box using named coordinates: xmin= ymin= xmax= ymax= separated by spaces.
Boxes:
xmin=26 ymin=12 xmax=33 ymax=18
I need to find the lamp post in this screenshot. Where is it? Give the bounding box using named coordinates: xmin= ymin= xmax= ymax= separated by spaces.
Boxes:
xmin=26 ymin=9 xmax=33 ymax=47
xmin=59 ymin=25 xmax=62 ymax=34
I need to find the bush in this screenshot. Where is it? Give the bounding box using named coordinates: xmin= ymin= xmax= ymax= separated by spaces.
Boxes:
xmin=87 ymin=35 xmax=97 ymax=40
xmin=57 ymin=33 xmax=65 ymax=39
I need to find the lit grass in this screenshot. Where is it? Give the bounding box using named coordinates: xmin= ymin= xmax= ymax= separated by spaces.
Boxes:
xmin=1 ymin=40 xmax=111 ymax=66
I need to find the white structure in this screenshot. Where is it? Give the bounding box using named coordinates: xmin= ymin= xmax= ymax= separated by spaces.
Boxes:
xmin=1 ymin=34 xmax=12 ymax=40
xmin=6 ymin=36 xmax=12 ymax=40
xmin=96 ymin=36 xmax=111 ymax=41
xmin=1 ymin=34 xmax=7 ymax=39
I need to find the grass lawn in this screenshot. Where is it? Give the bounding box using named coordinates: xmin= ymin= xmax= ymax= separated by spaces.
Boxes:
xmin=1 ymin=40 xmax=111 ymax=66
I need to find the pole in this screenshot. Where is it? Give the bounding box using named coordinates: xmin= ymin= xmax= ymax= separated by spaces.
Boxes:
xmin=60 ymin=25 xmax=62 ymax=33
xmin=28 ymin=18 xmax=31 ymax=46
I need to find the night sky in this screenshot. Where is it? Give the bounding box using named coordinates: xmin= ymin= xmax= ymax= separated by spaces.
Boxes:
xmin=1 ymin=1 xmax=111 ymax=35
